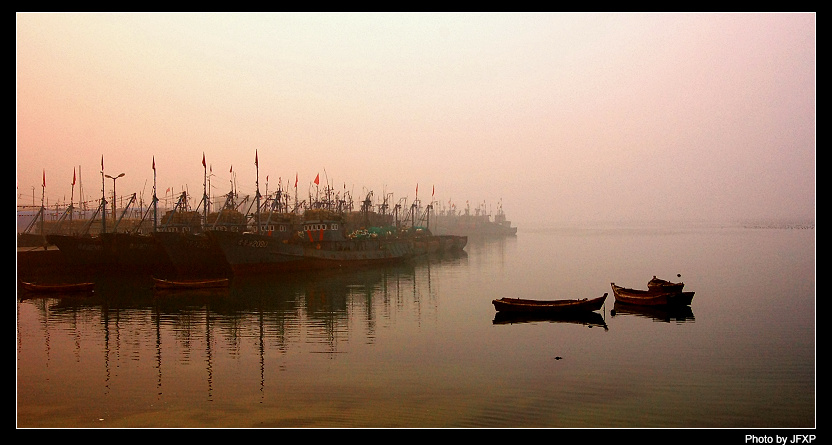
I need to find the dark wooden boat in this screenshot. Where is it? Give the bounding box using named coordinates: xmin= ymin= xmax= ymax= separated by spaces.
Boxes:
xmin=152 ymin=277 xmax=230 ymax=290
xmin=492 ymin=293 xmax=607 ymax=313
xmin=647 ymin=276 xmax=684 ymax=293
xmin=610 ymin=283 xmax=694 ymax=306
xmin=20 ymin=281 xmax=95 ymax=293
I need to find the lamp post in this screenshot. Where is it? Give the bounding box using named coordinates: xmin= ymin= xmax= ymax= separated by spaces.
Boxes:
xmin=105 ymin=172 xmax=125 ymax=222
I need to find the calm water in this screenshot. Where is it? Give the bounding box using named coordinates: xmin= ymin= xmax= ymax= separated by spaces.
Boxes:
xmin=16 ymin=222 xmax=815 ymax=429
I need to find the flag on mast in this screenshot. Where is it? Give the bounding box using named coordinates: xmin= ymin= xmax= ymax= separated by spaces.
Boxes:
xmin=72 ymin=168 xmax=76 ymax=186
xmin=202 ymin=153 xmax=206 ymax=168
xmin=314 ymin=174 xmax=320 ymax=185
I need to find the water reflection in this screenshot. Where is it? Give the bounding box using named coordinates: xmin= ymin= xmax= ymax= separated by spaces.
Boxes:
xmin=19 ymin=224 xmax=815 ymax=428
xmin=609 ymin=301 xmax=695 ymax=323
xmin=492 ymin=310 xmax=609 ymax=330
xmin=17 ymin=252 xmax=469 ymax=406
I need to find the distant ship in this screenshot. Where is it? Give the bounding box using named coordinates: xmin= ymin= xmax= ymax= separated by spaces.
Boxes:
xmin=430 ymin=202 xmax=517 ymax=237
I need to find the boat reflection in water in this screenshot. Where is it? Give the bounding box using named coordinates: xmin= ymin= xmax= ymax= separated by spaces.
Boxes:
xmin=610 ymin=301 xmax=695 ymax=323
xmin=492 ymin=310 xmax=609 ymax=330
xmin=18 ymin=248 xmax=467 ymax=359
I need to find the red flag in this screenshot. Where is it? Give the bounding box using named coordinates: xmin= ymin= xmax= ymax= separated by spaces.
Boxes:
xmin=432 ymin=185 xmax=434 ymax=197
xmin=255 ymin=150 xmax=258 ymax=167
xmin=152 ymin=156 xmax=156 ymax=171
xmin=314 ymin=174 xmax=319 ymax=185
xmin=202 ymin=153 xmax=206 ymax=168
xmin=230 ymin=165 xmax=233 ymax=173
xmin=72 ymin=168 xmax=76 ymax=186
xmin=101 ymin=155 xmax=104 ymax=171
xmin=42 ymin=170 xmax=45 ymax=188
xmin=295 ymin=173 xmax=298 ymax=188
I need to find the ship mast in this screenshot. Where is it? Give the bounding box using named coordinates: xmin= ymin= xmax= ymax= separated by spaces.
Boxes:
xmin=255 ymin=150 xmax=261 ymax=234
xmin=101 ymin=156 xmax=107 ymax=234
xmin=152 ymin=156 xmax=158 ymax=232
xmin=202 ymin=152 xmax=208 ymax=229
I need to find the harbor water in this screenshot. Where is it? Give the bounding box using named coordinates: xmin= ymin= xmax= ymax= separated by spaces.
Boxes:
xmin=16 ymin=221 xmax=815 ymax=429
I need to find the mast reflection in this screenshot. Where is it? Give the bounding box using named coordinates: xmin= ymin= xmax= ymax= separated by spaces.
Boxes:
xmin=18 ymin=251 xmax=467 ymax=401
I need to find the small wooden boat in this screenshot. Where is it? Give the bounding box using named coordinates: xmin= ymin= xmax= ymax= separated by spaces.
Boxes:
xmin=492 ymin=293 xmax=607 ymax=313
xmin=20 ymin=281 xmax=94 ymax=293
xmin=610 ymin=283 xmax=694 ymax=306
xmin=647 ymin=276 xmax=684 ymax=293
xmin=152 ymin=277 xmax=230 ymax=290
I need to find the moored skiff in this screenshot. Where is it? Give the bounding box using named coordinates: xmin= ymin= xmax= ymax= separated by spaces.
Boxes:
xmin=610 ymin=283 xmax=693 ymax=306
xmin=492 ymin=293 xmax=607 ymax=313
xmin=20 ymin=281 xmax=95 ymax=293
xmin=152 ymin=277 xmax=230 ymax=290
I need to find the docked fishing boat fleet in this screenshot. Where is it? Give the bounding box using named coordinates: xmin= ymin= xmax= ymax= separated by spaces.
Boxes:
xmin=17 ymin=153 xmax=488 ymax=294
xmin=37 ymin=204 xmax=467 ymax=279
xmin=22 ymin=182 xmax=467 ymax=281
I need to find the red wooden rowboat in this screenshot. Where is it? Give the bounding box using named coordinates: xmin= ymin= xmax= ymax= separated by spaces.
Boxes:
xmin=610 ymin=283 xmax=694 ymax=306
xmin=20 ymin=281 xmax=94 ymax=293
xmin=492 ymin=293 xmax=607 ymax=313
xmin=152 ymin=277 xmax=230 ymax=290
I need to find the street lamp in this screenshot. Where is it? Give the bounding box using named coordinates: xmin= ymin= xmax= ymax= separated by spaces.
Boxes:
xmin=105 ymin=172 xmax=125 ymax=222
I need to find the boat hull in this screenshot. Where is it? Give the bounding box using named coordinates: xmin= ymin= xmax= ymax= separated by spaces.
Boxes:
xmin=20 ymin=281 xmax=94 ymax=293
xmin=610 ymin=283 xmax=694 ymax=306
xmin=492 ymin=293 xmax=607 ymax=313
xmin=153 ymin=277 xmax=229 ymax=290
xmin=99 ymin=232 xmax=172 ymax=272
xmin=152 ymin=231 xmax=231 ymax=276
xmin=208 ymin=230 xmax=307 ymax=274
xmin=209 ymin=230 xmax=414 ymax=274
xmin=46 ymin=234 xmax=112 ymax=266
xmin=412 ymin=235 xmax=468 ymax=255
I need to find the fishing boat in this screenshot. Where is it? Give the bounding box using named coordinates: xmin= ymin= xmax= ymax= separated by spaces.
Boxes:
xmin=610 ymin=283 xmax=694 ymax=306
xmin=152 ymin=276 xmax=230 ymax=290
xmin=211 ymin=209 xmax=413 ymax=274
xmin=152 ymin=230 xmax=232 ymax=276
xmin=99 ymin=232 xmax=173 ymax=272
xmin=431 ymin=203 xmax=517 ymax=237
xmin=647 ymin=276 xmax=685 ymax=293
xmin=20 ymin=281 xmax=95 ymax=293
xmin=47 ymin=233 xmax=112 ymax=266
xmin=404 ymin=227 xmax=468 ymax=255
xmin=492 ymin=293 xmax=607 ymax=313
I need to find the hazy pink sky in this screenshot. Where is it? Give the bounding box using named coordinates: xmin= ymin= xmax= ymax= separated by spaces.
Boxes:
xmin=16 ymin=13 xmax=815 ymax=226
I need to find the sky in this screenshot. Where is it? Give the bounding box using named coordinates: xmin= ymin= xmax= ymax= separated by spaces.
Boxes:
xmin=16 ymin=12 xmax=815 ymax=227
